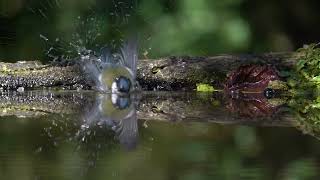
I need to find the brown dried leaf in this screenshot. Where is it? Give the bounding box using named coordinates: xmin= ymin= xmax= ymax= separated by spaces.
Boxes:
xmin=224 ymin=65 xmax=280 ymax=96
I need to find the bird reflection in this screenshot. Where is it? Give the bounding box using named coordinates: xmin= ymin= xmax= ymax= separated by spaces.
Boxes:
xmin=81 ymin=93 xmax=139 ymax=150
xmin=35 ymin=92 xmax=139 ymax=163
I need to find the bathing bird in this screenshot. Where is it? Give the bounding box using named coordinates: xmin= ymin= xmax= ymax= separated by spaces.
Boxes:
xmin=80 ymin=37 xmax=139 ymax=150
xmin=81 ymin=37 xmax=139 ymax=94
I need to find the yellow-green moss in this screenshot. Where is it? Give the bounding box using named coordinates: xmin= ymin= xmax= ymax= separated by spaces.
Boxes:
xmin=196 ymin=83 xmax=216 ymax=92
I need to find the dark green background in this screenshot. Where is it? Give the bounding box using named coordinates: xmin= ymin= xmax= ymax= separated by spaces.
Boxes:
xmin=1 ymin=0 xmax=320 ymax=61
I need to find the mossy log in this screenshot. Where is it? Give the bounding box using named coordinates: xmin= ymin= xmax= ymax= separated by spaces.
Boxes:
xmin=0 ymin=52 xmax=303 ymax=90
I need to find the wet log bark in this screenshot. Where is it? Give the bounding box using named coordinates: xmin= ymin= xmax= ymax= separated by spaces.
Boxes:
xmin=0 ymin=52 xmax=303 ymax=91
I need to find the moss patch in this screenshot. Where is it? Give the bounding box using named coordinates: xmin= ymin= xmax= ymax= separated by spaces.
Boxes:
xmin=288 ymin=44 xmax=320 ymax=139
xmin=289 ymin=44 xmax=320 ymax=90
xmin=196 ymin=83 xmax=216 ymax=92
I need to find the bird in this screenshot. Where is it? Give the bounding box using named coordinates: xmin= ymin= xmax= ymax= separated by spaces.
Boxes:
xmin=79 ymin=38 xmax=139 ymax=149
xmin=81 ymin=36 xmax=139 ymax=94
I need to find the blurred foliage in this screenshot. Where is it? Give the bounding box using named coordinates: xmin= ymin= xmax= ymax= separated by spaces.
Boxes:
xmin=1 ymin=0 xmax=320 ymax=61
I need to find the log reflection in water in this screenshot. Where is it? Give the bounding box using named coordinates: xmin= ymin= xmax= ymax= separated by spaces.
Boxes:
xmin=0 ymin=90 xmax=294 ymax=126
xmin=2 ymin=90 xmax=319 ymax=155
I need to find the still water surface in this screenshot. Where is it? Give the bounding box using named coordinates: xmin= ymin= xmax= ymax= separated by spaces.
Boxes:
xmin=0 ymin=91 xmax=319 ymax=180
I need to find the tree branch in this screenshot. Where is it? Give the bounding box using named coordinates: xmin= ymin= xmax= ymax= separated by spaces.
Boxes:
xmin=0 ymin=52 xmax=303 ymax=90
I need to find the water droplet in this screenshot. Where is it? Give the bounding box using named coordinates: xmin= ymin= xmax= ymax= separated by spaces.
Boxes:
xmin=35 ymin=147 xmax=42 ymax=153
xmin=40 ymin=34 xmax=48 ymax=41
xmin=81 ymin=124 xmax=89 ymax=130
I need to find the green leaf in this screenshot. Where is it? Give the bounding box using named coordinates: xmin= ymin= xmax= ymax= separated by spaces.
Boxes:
xmin=311 ymin=76 xmax=320 ymax=82
xmin=296 ymin=60 xmax=306 ymax=70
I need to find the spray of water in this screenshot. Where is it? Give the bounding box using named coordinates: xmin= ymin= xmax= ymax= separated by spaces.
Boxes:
xmin=31 ymin=0 xmax=139 ymax=63
xmin=32 ymin=0 xmax=140 ymax=154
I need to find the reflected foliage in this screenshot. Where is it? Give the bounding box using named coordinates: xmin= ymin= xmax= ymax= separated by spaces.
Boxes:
xmin=226 ymin=95 xmax=281 ymax=118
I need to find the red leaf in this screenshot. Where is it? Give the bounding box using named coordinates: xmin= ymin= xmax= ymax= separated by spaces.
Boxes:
xmin=224 ymin=65 xmax=280 ymax=96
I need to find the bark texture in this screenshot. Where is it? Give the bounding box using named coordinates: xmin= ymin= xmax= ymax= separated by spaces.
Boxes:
xmin=0 ymin=52 xmax=303 ymax=90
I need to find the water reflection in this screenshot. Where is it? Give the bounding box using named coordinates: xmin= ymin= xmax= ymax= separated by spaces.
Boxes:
xmin=33 ymin=92 xmax=139 ymax=158
xmin=1 ymin=91 xmax=320 ymax=179
xmin=225 ymin=93 xmax=283 ymax=118
xmin=81 ymin=94 xmax=138 ymax=150
xmin=0 ymin=90 xmax=310 ymax=139
xmin=29 ymin=92 xmax=140 ymax=175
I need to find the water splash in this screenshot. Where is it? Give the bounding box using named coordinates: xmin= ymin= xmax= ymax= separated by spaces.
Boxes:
xmin=33 ymin=0 xmax=139 ymax=63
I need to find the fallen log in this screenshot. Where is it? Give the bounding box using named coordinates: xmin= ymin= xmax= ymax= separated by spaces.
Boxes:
xmin=0 ymin=52 xmax=303 ymax=91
